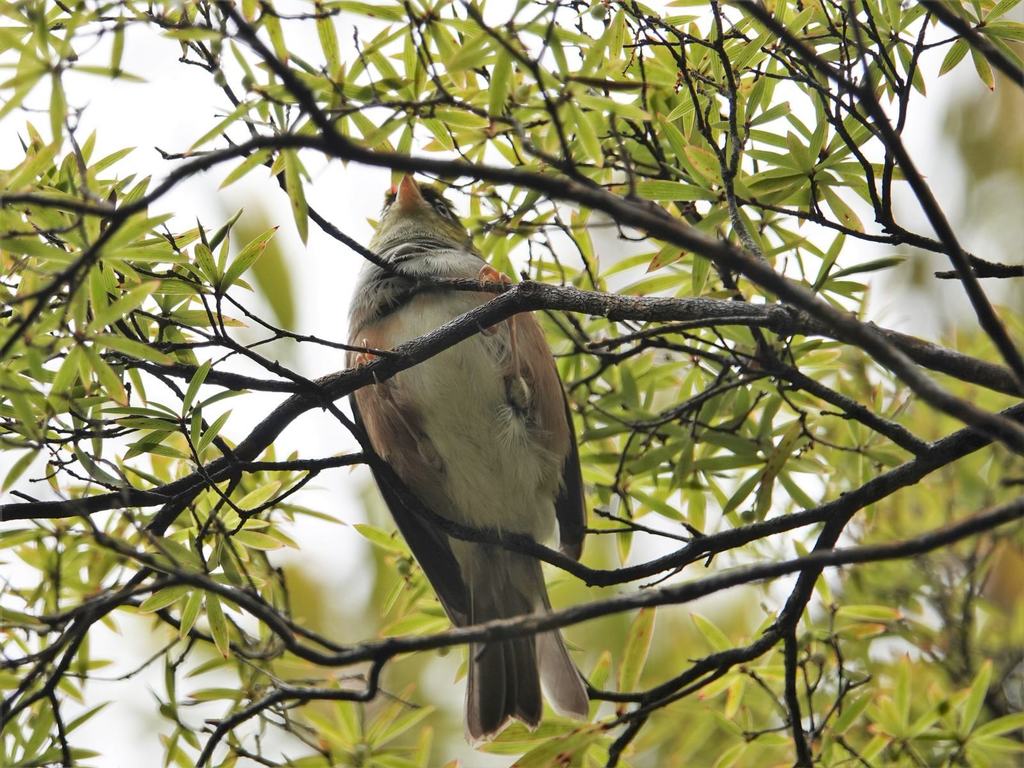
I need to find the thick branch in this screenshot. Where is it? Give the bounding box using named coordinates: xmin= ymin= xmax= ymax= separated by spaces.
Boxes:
xmin=5 ymin=283 xmax=1021 ymax=524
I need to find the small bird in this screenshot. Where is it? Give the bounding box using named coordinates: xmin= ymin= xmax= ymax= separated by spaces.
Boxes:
xmin=347 ymin=176 xmax=589 ymax=740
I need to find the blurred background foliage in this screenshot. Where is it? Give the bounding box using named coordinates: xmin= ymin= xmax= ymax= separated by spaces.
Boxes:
xmin=0 ymin=1 xmax=1022 ymax=767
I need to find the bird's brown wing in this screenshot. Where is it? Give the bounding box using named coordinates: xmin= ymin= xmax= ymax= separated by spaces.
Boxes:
xmin=512 ymin=314 xmax=587 ymax=561
xmin=554 ymin=390 xmax=586 ymax=560
xmin=348 ymin=327 xmax=469 ymax=625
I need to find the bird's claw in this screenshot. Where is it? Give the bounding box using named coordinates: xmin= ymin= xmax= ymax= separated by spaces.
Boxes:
xmin=355 ymin=341 xmax=378 ymax=368
xmin=478 ymin=264 xmax=513 ymax=288
xmin=477 ymin=268 xmax=522 ymax=371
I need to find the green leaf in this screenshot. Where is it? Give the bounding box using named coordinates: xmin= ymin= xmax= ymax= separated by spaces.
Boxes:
xmin=0 ymin=237 xmax=73 ymax=262
xmin=895 ymin=655 xmax=911 ymax=727
xmin=488 ymin=48 xmax=512 ymax=116
xmin=960 ymin=660 xmax=992 ymax=735
xmin=354 ymin=523 xmax=407 ymax=553
xmin=83 ymin=345 xmax=128 ymax=405
xmin=282 ymin=150 xmax=308 ymax=243
xmin=86 ymin=281 xmax=159 ymax=333
xmin=262 ymin=11 xmax=288 ymax=63
xmin=971 ymin=47 xmax=995 ymax=90
xmin=50 ymin=345 xmax=84 ymax=399
xmin=619 ymin=607 xmax=656 ymax=691
xmin=939 ymin=39 xmax=969 ymax=76
xmin=49 ymin=73 xmax=65 ymax=143
xmin=754 ymin=421 xmax=803 ymax=520
xmin=3 ymin=449 xmax=38 ymax=492
xmin=205 ymin=595 xmax=230 ymax=658
xmin=683 ymin=145 xmax=721 ymax=184
xmin=139 ymin=585 xmax=191 ymax=613
xmin=830 ymin=256 xmax=904 ymax=279
xmin=833 ymin=692 xmax=872 ymax=734
xmin=316 ymin=3 xmax=341 ymax=72
xmin=571 ymin=104 xmax=603 ymax=167
xmin=93 ymin=334 xmax=173 ymax=365
xmin=179 ymin=590 xmax=203 ymax=639
xmin=220 ymin=149 xmax=272 ymax=189
xmin=188 ymin=101 xmax=253 ymax=152
xmin=692 ymin=613 xmax=731 ymax=652
xmin=820 ymin=183 xmax=863 ymax=232
xmin=236 ymin=481 xmax=281 ymax=512
xmin=232 ymin=530 xmax=283 ymax=550
xmin=195 ymin=410 xmax=230 ymax=455
xmin=836 ymin=604 xmax=901 ymax=622
xmin=193 ymin=243 xmax=218 ymax=285
xmin=973 ymin=712 xmax=1024 ymax=739
xmin=370 ymin=704 xmax=436 ymax=748
xmin=332 ymin=1 xmax=405 ymax=21
xmin=222 ymin=227 xmax=278 ymax=289
xmin=445 ymin=31 xmax=491 ymax=71
xmin=635 ymin=180 xmax=715 ymax=201
xmin=181 ymin=360 xmax=211 ymax=416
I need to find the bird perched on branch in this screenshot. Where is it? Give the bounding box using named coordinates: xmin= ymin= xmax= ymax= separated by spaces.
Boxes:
xmin=347 ymin=176 xmax=589 ymax=741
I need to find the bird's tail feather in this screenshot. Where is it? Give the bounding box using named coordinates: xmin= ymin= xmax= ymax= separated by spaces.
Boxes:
xmin=463 ymin=546 xmax=587 ymax=742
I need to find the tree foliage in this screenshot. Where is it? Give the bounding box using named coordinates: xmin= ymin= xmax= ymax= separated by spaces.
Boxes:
xmin=1 ymin=1 xmax=1023 ymax=766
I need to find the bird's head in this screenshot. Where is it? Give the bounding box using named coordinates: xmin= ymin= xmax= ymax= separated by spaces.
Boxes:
xmin=369 ymin=176 xmax=473 ymax=253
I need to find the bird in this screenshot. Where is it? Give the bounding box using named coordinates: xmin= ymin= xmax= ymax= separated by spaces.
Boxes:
xmin=347 ymin=175 xmax=589 ymax=741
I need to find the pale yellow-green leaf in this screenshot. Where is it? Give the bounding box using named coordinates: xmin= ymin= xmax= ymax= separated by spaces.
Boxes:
xmin=236 ymin=481 xmax=281 ymax=512
xmin=619 ymin=607 xmax=656 ymax=692
xmin=205 ymin=595 xmax=230 ymax=658
xmin=139 ymin=585 xmax=191 ymax=613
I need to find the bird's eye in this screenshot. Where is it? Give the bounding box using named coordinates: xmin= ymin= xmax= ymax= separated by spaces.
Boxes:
xmin=432 ymin=201 xmax=453 ymax=219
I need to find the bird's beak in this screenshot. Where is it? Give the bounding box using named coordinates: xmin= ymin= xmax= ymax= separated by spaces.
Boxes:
xmin=394 ymin=175 xmax=424 ymax=213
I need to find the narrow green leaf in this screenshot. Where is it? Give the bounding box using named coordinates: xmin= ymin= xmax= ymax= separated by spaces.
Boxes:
xmin=220 ymin=149 xmax=272 ymax=189
xmin=939 ymin=39 xmax=969 ymax=76
xmin=488 ymin=48 xmax=512 ymax=116
xmin=86 ymin=281 xmax=159 ymax=333
xmin=974 ymin=712 xmax=1024 ymax=739
xmin=960 ymin=660 xmax=992 ymax=734
xmin=571 ymin=104 xmax=603 ymax=167
xmin=282 ymin=150 xmax=308 ymax=244
xmin=316 ymin=2 xmax=341 ymax=72
xmin=236 ymin=481 xmax=281 ymax=512
xmin=833 ymin=692 xmax=872 ymax=734
xmin=93 ymin=334 xmax=173 ymax=365
xmin=188 ymin=101 xmax=253 ymax=152
xmin=139 ymin=585 xmax=191 ymax=613
xmin=3 ymin=449 xmax=38 ymax=492
xmin=971 ymin=47 xmax=995 ymax=90
xmin=263 ymin=12 xmax=288 ymax=63
xmin=50 ymin=345 xmax=84 ymax=398
xmin=83 ymin=345 xmax=128 ymax=405
xmin=222 ymin=227 xmax=278 ymax=288
xmin=205 ymin=596 xmax=230 ymax=658
xmin=354 ymin=523 xmax=408 ymax=553
xmin=635 ymin=180 xmax=714 ymax=201
xmin=830 ymin=256 xmax=904 ymax=279
xmin=49 ymin=73 xmax=65 ymax=143
xmin=232 ymin=530 xmax=283 ymax=550
xmin=179 ymin=590 xmax=203 ymax=639
xmin=195 ymin=410 xmax=230 ymax=455
xmin=820 ymin=184 xmax=863 ymax=232
xmin=110 ymin=21 xmax=125 ymax=74
xmin=619 ymin=607 xmax=656 ymax=691
xmin=754 ymin=421 xmax=803 ymax=520
xmin=181 ymin=360 xmax=212 ymax=416
xmin=692 ymin=613 xmax=731 ymax=652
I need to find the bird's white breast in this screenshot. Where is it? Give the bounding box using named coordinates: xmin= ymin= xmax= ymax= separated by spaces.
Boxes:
xmin=384 ymin=292 xmax=560 ymax=540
